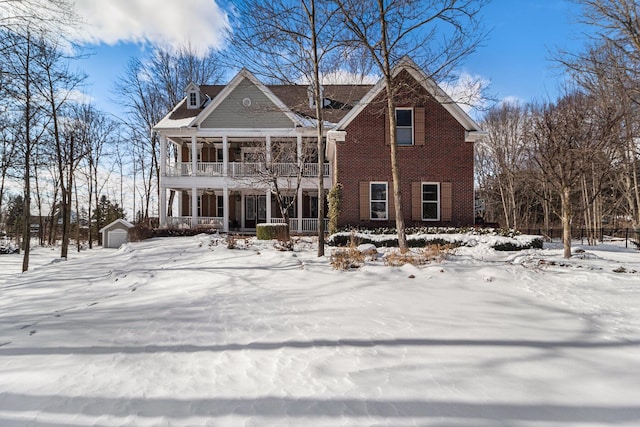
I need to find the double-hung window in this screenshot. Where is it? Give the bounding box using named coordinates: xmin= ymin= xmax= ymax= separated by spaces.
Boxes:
xmin=422 ymin=183 xmax=440 ymax=220
xmin=396 ymin=108 xmax=413 ymax=146
xmin=370 ymin=182 xmax=388 ymax=220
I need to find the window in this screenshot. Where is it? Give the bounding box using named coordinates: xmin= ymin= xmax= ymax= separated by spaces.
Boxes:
xmin=217 ymin=195 xmax=224 ymax=218
xmin=370 ymin=182 xmax=388 ymax=220
xmin=396 ymin=108 xmax=413 ymax=146
xmin=189 ymin=92 xmax=198 ymax=108
xmin=422 ymin=183 xmax=440 ymax=220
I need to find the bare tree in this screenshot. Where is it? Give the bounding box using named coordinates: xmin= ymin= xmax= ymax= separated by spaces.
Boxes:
xmin=527 ymin=92 xmax=622 ymax=258
xmin=334 ymin=0 xmax=488 ymax=252
xmin=561 ymin=0 xmax=640 ymax=229
xmin=34 ymin=34 xmax=85 ymax=259
xmin=239 ymin=140 xmax=317 ymax=242
xmin=1 ymin=29 xmax=44 ymax=271
xmin=478 ymin=101 xmax=530 ymax=228
xmin=228 ymin=0 xmax=346 ymax=256
xmin=116 ymin=46 xmax=223 ymax=223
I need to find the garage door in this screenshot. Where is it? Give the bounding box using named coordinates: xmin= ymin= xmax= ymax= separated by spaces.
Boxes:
xmin=108 ymin=229 xmax=128 ymax=248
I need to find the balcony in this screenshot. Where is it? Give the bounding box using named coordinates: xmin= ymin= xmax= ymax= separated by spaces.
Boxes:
xmin=166 ymin=162 xmax=330 ymax=178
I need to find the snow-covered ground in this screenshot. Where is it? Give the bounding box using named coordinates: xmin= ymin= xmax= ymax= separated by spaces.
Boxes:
xmin=1 ymin=235 xmax=639 ymax=426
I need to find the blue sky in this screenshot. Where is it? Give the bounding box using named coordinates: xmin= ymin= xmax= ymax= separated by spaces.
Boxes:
xmin=72 ymin=0 xmax=591 ymax=120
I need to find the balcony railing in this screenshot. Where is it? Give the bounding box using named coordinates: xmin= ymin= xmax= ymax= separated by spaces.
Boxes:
xmin=166 ymin=162 xmax=330 ymax=178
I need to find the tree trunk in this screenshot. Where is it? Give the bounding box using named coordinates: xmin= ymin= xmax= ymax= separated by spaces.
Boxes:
xmin=561 ymin=186 xmax=572 ymax=259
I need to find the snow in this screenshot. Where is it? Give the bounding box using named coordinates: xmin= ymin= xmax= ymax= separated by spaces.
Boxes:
xmin=1 ymin=235 xmax=639 ymax=426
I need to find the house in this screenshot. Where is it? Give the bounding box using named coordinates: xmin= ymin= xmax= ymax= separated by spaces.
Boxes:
xmin=153 ymin=57 xmax=485 ymax=233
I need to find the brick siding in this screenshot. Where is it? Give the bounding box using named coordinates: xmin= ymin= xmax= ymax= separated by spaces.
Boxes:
xmin=336 ymin=70 xmax=475 ymax=228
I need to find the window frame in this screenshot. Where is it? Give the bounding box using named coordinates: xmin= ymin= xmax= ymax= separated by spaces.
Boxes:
xmin=216 ymin=195 xmax=224 ymax=218
xmin=188 ymin=91 xmax=198 ymax=108
xmin=395 ymin=107 xmax=414 ymax=146
xmin=369 ymin=182 xmax=388 ymax=221
xmin=421 ymin=182 xmax=440 ymax=221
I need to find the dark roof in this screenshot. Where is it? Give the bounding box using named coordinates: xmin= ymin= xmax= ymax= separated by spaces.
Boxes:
xmin=166 ymin=83 xmax=373 ymax=124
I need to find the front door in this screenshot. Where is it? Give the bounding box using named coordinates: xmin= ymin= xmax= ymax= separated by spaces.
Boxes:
xmin=244 ymin=195 xmax=267 ymax=229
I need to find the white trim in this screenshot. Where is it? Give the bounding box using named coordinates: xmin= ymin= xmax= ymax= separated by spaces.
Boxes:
xmin=421 ymin=182 xmax=440 ymax=221
xmin=369 ymin=181 xmax=388 ymax=221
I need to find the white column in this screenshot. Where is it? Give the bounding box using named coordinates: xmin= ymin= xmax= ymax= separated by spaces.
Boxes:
xmin=266 ymin=189 xmax=272 ymax=223
xmin=297 ymin=187 xmax=303 ymax=232
xmin=191 ymin=135 xmax=197 ymax=176
xmin=223 ymin=186 xmax=229 ymax=233
xmin=265 ymin=135 xmax=271 ymax=163
xmin=222 ymin=135 xmax=229 ymax=176
xmin=160 ymin=135 xmax=167 ymax=177
xmin=159 ymin=135 xmax=167 ymax=226
xmin=191 ymin=187 xmax=198 ymax=228
xmin=297 ymin=134 xmax=302 ymax=162
xmin=159 ymin=187 xmax=167 ymax=227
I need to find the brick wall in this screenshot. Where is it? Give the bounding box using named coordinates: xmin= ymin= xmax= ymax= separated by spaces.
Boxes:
xmin=336 ymin=71 xmax=475 ymax=228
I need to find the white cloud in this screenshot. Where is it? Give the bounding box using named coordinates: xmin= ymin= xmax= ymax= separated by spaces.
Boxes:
xmin=440 ymin=71 xmax=490 ymax=114
xmin=498 ymin=96 xmax=523 ymax=106
xmin=71 ymin=0 xmax=229 ymax=56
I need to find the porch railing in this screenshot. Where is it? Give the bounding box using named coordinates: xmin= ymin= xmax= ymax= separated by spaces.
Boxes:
xmin=165 ymin=216 xmax=327 ymax=232
xmin=166 ymin=162 xmax=329 ymax=178
xmin=270 ymin=217 xmax=329 ymax=232
xmin=166 ymin=216 xmax=223 ymax=229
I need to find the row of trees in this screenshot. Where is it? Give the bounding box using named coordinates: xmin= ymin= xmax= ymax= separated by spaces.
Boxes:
xmin=1 ymin=1 xmax=230 ymax=270
xmin=476 ymin=0 xmax=640 ymax=258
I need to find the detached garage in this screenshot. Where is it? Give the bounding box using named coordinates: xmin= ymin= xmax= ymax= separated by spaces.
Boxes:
xmin=99 ymin=219 xmax=134 ymax=248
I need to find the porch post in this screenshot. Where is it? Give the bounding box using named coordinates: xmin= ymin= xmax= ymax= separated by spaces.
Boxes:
xmin=159 ymin=187 xmax=167 ymax=227
xmin=266 ymin=189 xmax=272 ymax=223
xmin=222 ymin=135 xmax=228 ymax=176
xmin=191 ymin=135 xmax=197 ymax=176
xmin=297 ymin=187 xmax=303 ymax=233
xmin=191 ymin=187 xmax=198 ymax=228
xmin=265 ymin=135 xmax=271 ymax=163
xmin=223 ymin=186 xmax=229 ymax=233
xmin=160 ymin=135 xmax=167 ymax=177
xmin=159 ymin=135 xmax=167 ymax=227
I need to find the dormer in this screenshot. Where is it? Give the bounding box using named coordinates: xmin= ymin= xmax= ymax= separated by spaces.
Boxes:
xmin=185 ymin=82 xmax=201 ymax=109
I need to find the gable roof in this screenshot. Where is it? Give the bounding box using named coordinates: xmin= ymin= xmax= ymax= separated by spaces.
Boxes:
xmin=99 ymin=218 xmax=134 ymax=233
xmin=192 ymin=69 xmax=304 ymax=128
xmin=154 ymin=70 xmax=374 ymax=131
xmin=334 ymin=56 xmax=485 ymax=141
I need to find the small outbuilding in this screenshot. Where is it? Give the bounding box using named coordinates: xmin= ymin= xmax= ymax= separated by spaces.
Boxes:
xmin=99 ymin=219 xmax=134 ymax=248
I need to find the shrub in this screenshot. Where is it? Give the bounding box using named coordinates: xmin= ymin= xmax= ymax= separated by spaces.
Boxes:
xmin=492 ymin=237 xmax=543 ymax=251
xmin=327 ymin=183 xmax=343 ymax=235
xmin=256 ymin=223 xmax=288 ymax=241
xmin=384 ymin=243 xmax=455 ymax=267
xmin=330 ymin=231 xmax=365 ymax=270
xmin=128 ymin=224 xmax=154 ymax=242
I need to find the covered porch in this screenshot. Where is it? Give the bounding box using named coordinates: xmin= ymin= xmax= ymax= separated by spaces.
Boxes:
xmin=163 ymin=187 xmax=328 ymax=234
